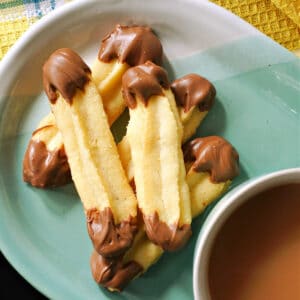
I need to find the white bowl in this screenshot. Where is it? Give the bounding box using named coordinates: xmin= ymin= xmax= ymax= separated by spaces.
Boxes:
xmin=193 ymin=168 xmax=300 ymax=300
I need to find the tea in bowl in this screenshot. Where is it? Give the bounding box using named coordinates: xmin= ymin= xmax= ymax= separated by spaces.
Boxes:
xmin=193 ymin=168 xmax=300 ymax=300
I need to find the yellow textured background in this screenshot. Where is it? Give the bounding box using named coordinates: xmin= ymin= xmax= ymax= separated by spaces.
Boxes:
xmin=0 ymin=0 xmax=299 ymax=60
xmin=0 ymin=18 xmax=36 ymax=59
xmin=211 ymin=0 xmax=300 ymax=50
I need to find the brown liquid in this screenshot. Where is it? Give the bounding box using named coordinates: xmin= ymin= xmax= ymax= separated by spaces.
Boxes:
xmin=208 ymin=184 xmax=300 ymax=300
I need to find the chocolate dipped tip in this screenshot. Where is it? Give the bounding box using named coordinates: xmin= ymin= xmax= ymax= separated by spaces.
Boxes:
xmin=90 ymin=250 xmax=143 ymax=291
xmin=87 ymin=208 xmax=138 ymax=258
xmin=171 ymin=74 xmax=216 ymax=113
xmin=183 ymin=136 xmax=239 ymax=183
xmin=43 ymin=48 xmax=91 ymax=104
xmin=98 ymin=24 xmax=163 ymax=66
xmin=143 ymin=212 xmax=192 ymax=251
xmin=23 ymin=138 xmax=71 ymax=188
xmin=122 ymin=61 xmax=170 ymax=109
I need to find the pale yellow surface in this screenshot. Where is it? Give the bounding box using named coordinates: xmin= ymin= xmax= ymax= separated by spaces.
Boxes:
xmin=51 ymin=80 xmax=137 ymax=223
xmin=32 ymin=113 xmax=63 ymax=152
xmin=127 ymin=93 xmax=191 ymax=226
xmin=91 ymin=59 xmax=129 ymax=125
xmin=163 ymin=89 xmax=191 ymax=225
xmin=187 ymin=170 xmax=231 ymax=218
xmin=124 ymin=228 xmax=164 ymax=271
xmin=51 ymin=93 xmax=92 ymax=209
xmin=117 ymin=135 xmax=134 ymax=181
xmin=164 ymin=89 xmax=184 ymax=138
xmin=180 ymin=109 xmax=208 ymax=143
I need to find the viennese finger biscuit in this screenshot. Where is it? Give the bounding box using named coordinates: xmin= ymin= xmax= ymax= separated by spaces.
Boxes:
xmin=123 ymin=61 xmax=192 ymax=251
xmin=92 ymin=24 xmax=163 ymax=124
xmin=183 ymin=136 xmax=239 ymax=217
xmin=90 ymin=226 xmax=163 ymax=291
xmin=23 ymin=24 xmax=163 ymax=188
xmin=23 ymin=113 xmax=71 ymax=188
xmin=43 ymin=48 xmax=138 ymax=258
xmin=171 ymin=73 xmax=216 ymax=142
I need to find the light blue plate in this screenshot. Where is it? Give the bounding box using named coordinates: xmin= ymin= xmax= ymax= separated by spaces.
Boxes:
xmin=0 ymin=0 xmax=299 ymax=299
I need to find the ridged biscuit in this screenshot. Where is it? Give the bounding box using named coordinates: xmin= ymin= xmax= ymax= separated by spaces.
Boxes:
xmin=43 ymin=48 xmax=138 ymax=258
xmin=123 ymin=62 xmax=192 ymax=251
xmin=183 ymin=136 xmax=240 ymax=217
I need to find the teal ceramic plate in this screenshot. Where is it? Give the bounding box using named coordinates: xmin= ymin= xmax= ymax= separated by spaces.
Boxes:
xmin=0 ymin=0 xmax=299 ymax=299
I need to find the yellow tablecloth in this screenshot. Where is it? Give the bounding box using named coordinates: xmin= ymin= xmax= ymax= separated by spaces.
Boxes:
xmin=212 ymin=0 xmax=300 ymax=50
xmin=0 ymin=0 xmax=299 ymax=60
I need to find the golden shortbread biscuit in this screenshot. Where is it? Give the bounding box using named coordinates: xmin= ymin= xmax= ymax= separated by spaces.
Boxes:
xmin=171 ymin=73 xmax=216 ymax=142
xmin=123 ymin=61 xmax=192 ymax=252
xmin=183 ymin=136 xmax=240 ymax=217
xmin=43 ymin=48 xmax=138 ymax=258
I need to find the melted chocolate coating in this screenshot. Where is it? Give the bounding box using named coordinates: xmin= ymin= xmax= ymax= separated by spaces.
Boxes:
xmin=122 ymin=61 xmax=169 ymax=109
xmin=90 ymin=250 xmax=143 ymax=291
xmin=87 ymin=208 xmax=138 ymax=258
xmin=171 ymin=74 xmax=216 ymax=113
xmin=183 ymin=136 xmax=239 ymax=183
xmin=23 ymin=138 xmax=71 ymax=188
xmin=98 ymin=24 xmax=163 ymax=66
xmin=144 ymin=212 xmax=192 ymax=252
xmin=43 ymin=48 xmax=91 ymax=104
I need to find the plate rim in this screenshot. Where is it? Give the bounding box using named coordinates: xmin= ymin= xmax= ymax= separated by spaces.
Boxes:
xmin=0 ymin=0 xmax=295 ymax=299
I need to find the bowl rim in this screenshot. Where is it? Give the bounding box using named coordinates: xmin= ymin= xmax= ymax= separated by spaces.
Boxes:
xmin=193 ymin=167 xmax=300 ymax=300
